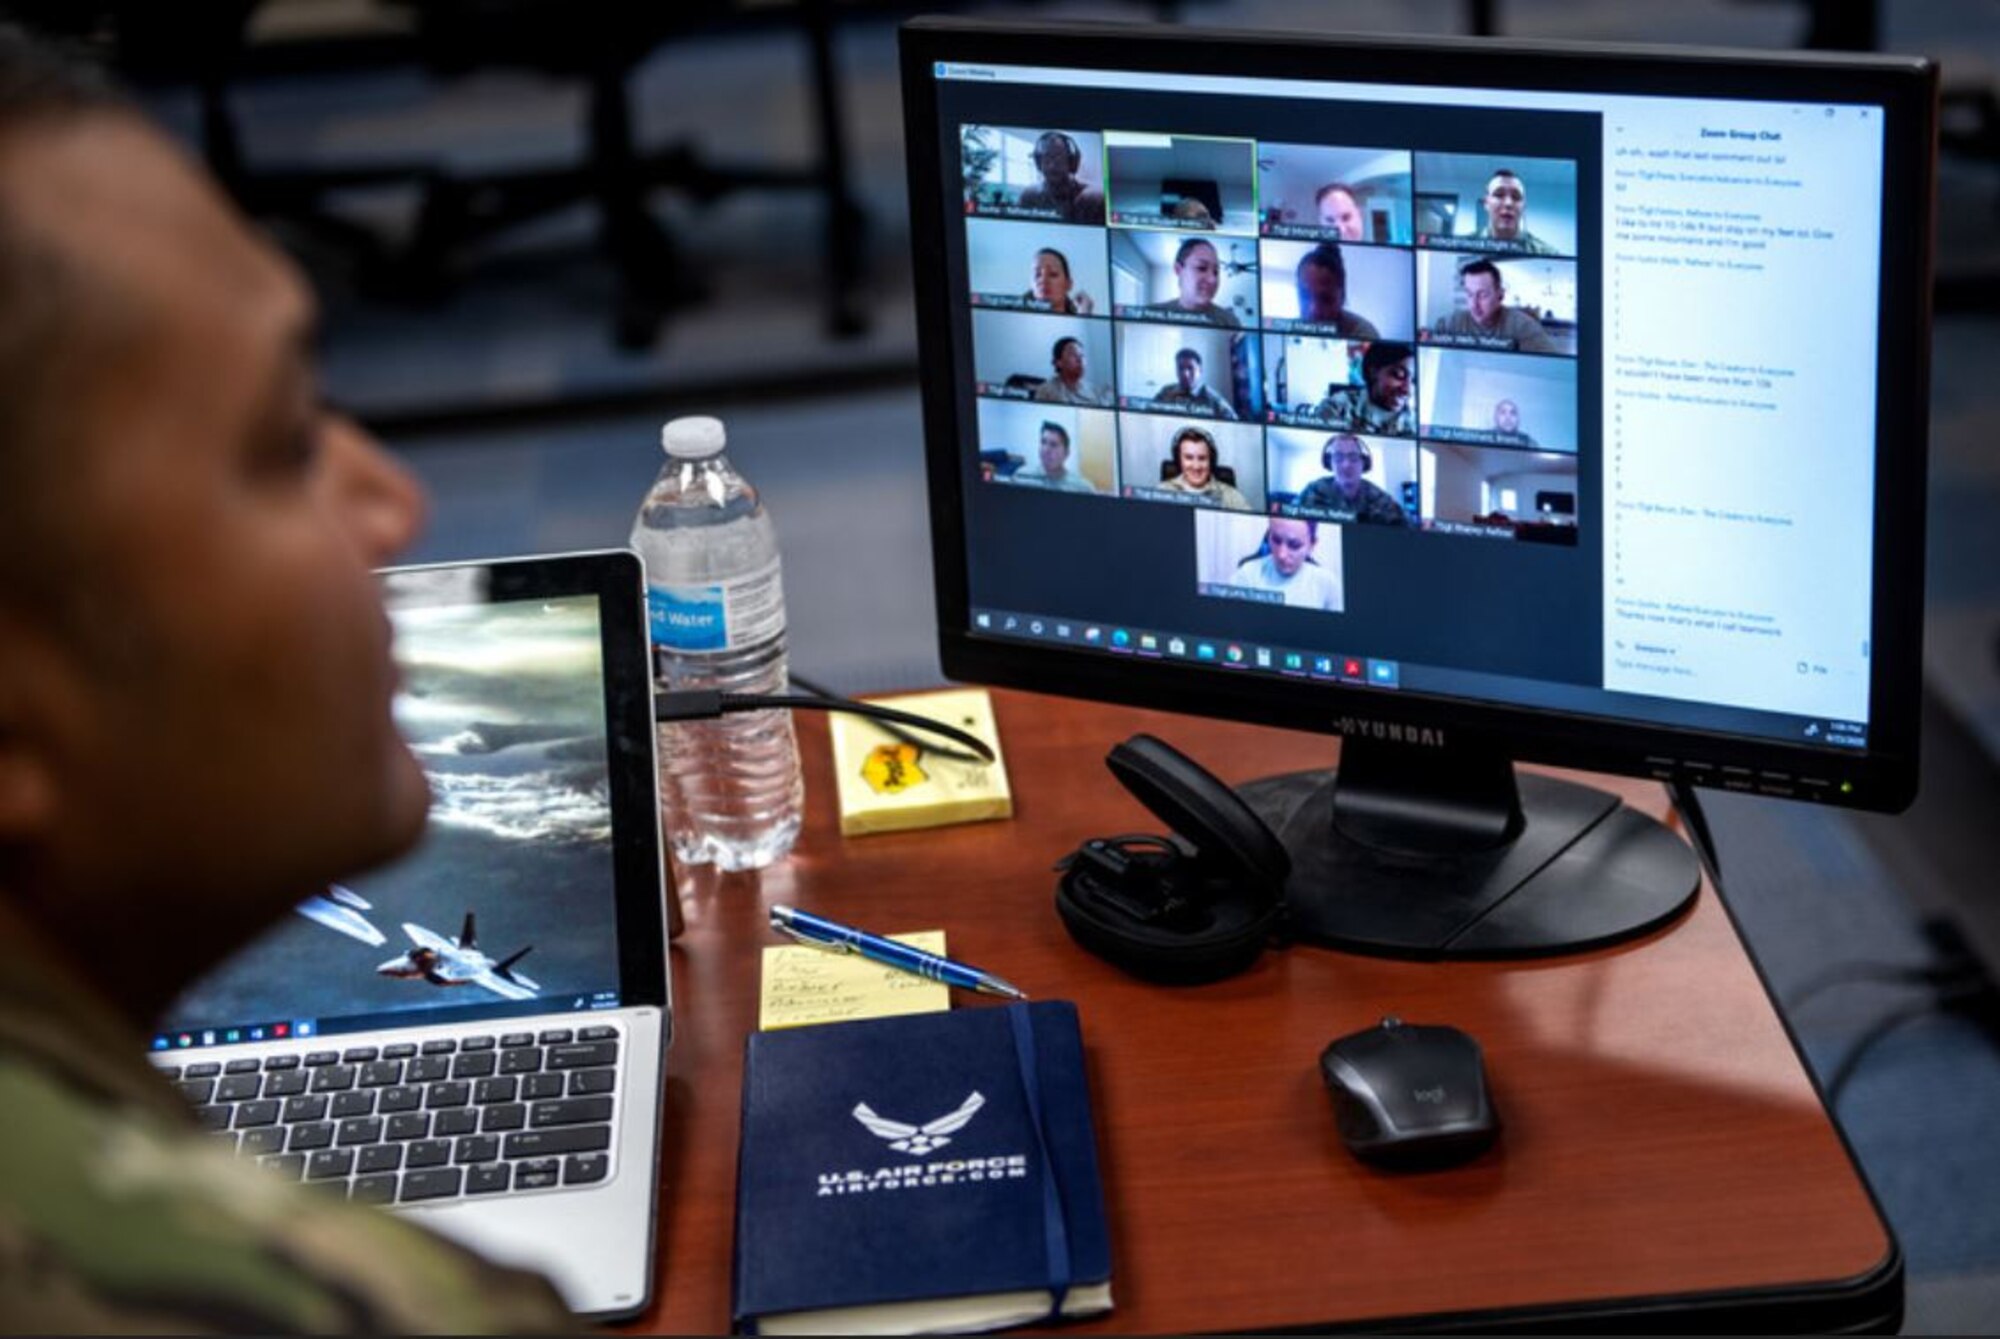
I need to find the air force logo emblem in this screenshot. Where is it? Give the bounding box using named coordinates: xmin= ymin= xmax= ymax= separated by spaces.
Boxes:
xmin=852 ymin=1091 xmax=985 ymax=1156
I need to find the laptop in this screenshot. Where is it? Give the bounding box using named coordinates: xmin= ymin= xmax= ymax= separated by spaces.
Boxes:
xmin=149 ymin=550 xmax=672 ymax=1321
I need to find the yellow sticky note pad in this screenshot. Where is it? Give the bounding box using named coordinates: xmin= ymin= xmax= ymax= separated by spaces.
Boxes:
xmin=829 ymin=688 xmax=1012 ymax=836
xmin=758 ymin=930 xmax=951 ymax=1031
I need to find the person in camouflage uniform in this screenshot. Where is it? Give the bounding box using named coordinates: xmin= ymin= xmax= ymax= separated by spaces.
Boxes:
xmin=0 ymin=29 xmax=575 ymax=1333
xmin=1296 ymin=434 xmax=1409 ymax=527
xmin=1313 ymin=341 xmax=1415 ymax=438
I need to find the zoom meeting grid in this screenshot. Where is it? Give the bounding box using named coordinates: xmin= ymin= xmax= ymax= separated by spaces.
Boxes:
xmin=959 ymin=122 xmax=1585 ymax=580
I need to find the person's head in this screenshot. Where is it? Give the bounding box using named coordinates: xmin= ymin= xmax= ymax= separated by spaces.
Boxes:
xmin=1493 ymin=398 xmax=1521 ymax=434
xmin=1032 ymin=130 xmax=1081 ymax=189
xmin=1172 ymin=238 xmax=1220 ymax=308
xmin=1265 ymin=517 xmax=1318 ymax=577
xmin=1322 ymin=433 xmax=1371 ymax=493
xmin=1169 ymin=197 xmax=1216 ymax=228
xmin=1458 ymin=258 xmax=1504 ymax=326
xmin=1051 ymin=335 xmax=1085 ymax=383
xmin=1360 ymin=341 xmax=1414 ymax=412
xmin=1295 ymin=242 xmax=1347 ymax=323
xmin=1037 ymin=421 xmax=1071 ymax=474
xmin=1173 ymin=347 xmax=1203 ymax=392
xmin=0 ymin=31 xmax=429 ymax=1019
xmin=1481 ymin=169 xmax=1527 ymax=239
xmin=1172 ymin=426 xmax=1217 ymax=488
xmin=1314 ymin=183 xmax=1364 ymax=241
xmin=1030 ymin=247 xmax=1073 ymax=305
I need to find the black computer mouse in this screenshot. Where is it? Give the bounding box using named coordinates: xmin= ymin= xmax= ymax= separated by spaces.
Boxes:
xmin=1319 ymin=1017 xmax=1499 ymax=1168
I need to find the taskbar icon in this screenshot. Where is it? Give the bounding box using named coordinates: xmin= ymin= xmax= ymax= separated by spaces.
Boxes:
xmin=152 ymin=1018 xmax=316 ymax=1052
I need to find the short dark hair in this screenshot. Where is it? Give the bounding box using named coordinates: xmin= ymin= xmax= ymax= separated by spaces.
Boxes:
xmin=1486 ymin=168 xmax=1523 ymax=189
xmin=1297 ymin=241 xmax=1346 ymax=287
xmin=1038 ymin=420 xmax=1070 ymax=447
xmin=1361 ymin=341 xmax=1412 ymax=380
xmin=1051 ymin=336 xmax=1082 ymax=363
xmin=0 ymin=26 xmax=120 ymax=124
xmin=0 ymin=28 xmax=131 ymax=606
xmin=1175 ymin=347 xmax=1201 ymax=366
xmin=1314 ymin=182 xmax=1358 ymax=209
xmin=1032 ymin=130 xmax=1080 ymax=171
xmin=1458 ymin=258 xmax=1502 ymax=286
xmin=1173 ymin=236 xmax=1215 ymax=267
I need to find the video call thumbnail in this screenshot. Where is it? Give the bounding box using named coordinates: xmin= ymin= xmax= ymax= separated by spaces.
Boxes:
xmin=1423 ymin=442 xmax=1579 ymax=545
xmin=1108 ymin=230 xmax=1260 ymax=328
xmin=1418 ymin=346 xmax=1577 ymax=452
xmin=1117 ymin=413 xmax=1267 ymax=512
xmin=1412 ymin=152 xmax=1578 ymax=257
xmin=1258 ymin=144 xmax=1414 ymax=245
xmin=1193 ymin=510 xmax=1345 ymax=613
xmin=1115 ymin=323 xmax=1260 ymax=421
xmin=1105 ymin=131 xmax=1259 ymax=235
xmin=1259 ymin=238 xmax=1415 ymax=340
xmin=1263 ymin=334 xmax=1417 ymax=437
xmin=966 ymin=217 xmax=1112 ymax=316
xmin=976 ymin=398 xmax=1117 ymax=495
xmin=1266 ymin=426 xmax=1417 ymax=527
xmin=972 ymin=308 xmax=1115 ymax=406
xmin=961 ymin=125 xmax=1107 ymax=226
xmin=1417 ymin=251 xmax=1577 ymax=356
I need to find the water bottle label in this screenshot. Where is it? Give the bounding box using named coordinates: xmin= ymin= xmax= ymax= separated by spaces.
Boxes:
xmin=648 ymin=582 xmax=728 ymax=651
xmin=647 ymin=561 xmax=784 ymax=653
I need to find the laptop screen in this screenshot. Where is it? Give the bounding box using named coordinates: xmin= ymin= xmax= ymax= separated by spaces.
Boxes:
xmin=157 ymin=558 xmax=653 ymax=1051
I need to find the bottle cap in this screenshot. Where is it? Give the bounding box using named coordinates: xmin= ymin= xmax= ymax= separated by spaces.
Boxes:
xmin=661 ymin=416 xmax=727 ymax=459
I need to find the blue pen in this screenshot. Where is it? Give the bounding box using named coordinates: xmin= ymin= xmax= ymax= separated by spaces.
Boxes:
xmin=769 ymin=905 xmax=1028 ymax=1001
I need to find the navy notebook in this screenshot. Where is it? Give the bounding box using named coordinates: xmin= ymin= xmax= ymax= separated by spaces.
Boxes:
xmin=732 ymin=1001 xmax=1113 ymax=1335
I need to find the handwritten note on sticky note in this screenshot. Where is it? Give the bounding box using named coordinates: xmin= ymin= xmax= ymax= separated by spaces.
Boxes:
xmin=758 ymin=930 xmax=951 ymax=1031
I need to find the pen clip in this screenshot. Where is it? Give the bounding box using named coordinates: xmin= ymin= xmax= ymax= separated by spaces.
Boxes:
xmin=771 ymin=915 xmax=852 ymax=954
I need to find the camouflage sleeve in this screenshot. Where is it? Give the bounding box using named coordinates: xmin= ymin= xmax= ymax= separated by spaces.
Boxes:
xmin=0 ymin=1058 xmax=581 ymax=1334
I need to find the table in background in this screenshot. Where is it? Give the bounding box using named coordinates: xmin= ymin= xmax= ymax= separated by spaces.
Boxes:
xmin=637 ymin=688 xmax=1899 ymax=1332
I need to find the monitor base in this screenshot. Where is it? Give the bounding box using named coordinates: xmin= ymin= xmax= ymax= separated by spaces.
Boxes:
xmin=1239 ymin=755 xmax=1700 ymax=959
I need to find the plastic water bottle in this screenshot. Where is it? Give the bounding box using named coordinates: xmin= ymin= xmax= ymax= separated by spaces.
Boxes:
xmin=630 ymin=416 xmax=803 ymax=871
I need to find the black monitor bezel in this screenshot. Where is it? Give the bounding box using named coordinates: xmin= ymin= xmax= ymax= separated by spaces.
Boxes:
xmin=902 ymin=18 xmax=1935 ymax=812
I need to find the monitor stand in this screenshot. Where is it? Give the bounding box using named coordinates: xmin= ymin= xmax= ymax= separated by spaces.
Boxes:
xmin=1236 ymin=736 xmax=1700 ymax=958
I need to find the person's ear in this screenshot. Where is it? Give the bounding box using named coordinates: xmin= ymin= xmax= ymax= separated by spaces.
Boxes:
xmin=0 ymin=725 xmax=57 ymax=840
xmin=0 ymin=615 xmax=70 ymax=842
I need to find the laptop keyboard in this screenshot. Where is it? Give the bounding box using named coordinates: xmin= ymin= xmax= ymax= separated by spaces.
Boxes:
xmin=153 ymin=1025 xmax=622 ymax=1206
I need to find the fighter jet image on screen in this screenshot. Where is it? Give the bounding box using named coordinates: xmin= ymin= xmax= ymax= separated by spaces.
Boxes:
xmin=294 ymin=884 xmax=387 ymax=947
xmin=377 ymin=912 xmax=540 ymax=1002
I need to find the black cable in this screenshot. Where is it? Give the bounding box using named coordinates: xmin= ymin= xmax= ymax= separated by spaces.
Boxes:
xmin=785 ymin=672 xmax=843 ymax=701
xmin=1823 ymin=999 xmax=1942 ymax=1105
xmin=787 ymin=672 xmax=997 ymax=766
xmin=1668 ymin=778 xmax=1722 ymax=887
xmin=1784 ymin=960 xmax=1982 ymax=1015
xmin=1823 ymin=979 xmax=1994 ymax=1105
xmin=654 ymin=687 xmax=996 ymax=764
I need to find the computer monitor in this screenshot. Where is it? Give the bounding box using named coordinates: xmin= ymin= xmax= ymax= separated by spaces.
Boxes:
xmin=903 ymin=20 xmax=1935 ymax=958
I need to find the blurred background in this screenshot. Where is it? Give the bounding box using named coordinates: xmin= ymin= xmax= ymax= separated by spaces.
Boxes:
xmin=11 ymin=0 xmax=1999 ymax=1328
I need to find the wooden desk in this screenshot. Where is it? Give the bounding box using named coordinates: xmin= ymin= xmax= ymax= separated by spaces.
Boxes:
xmin=639 ymin=689 xmax=1900 ymax=1332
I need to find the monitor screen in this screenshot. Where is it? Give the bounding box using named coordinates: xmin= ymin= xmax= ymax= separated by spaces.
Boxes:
xmin=158 ymin=556 xmax=660 ymax=1050
xmin=905 ymin=22 xmax=1933 ymax=817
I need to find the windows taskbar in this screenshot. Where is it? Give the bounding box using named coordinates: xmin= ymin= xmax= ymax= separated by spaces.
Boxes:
xmin=971 ymin=607 xmax=1401 ymax=686
xmin=965 ymin=606 xmax=1870 ymax=758
xmin=153 ymin=992 xmax=623 ymax=1053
